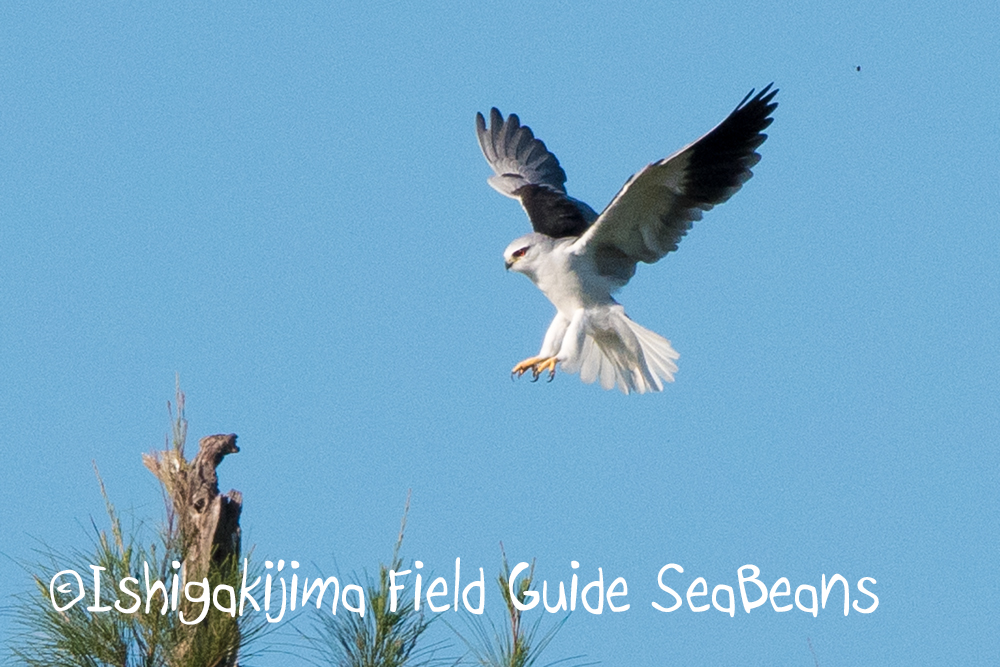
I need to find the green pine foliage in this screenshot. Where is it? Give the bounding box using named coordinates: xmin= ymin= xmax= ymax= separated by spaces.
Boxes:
xmin=6 ymin=385 xmax=590 ymax=667
xmin=7 ymin=387 xmax=265 ymax=667
xmin=307 ymin=495 xmax=450 ymax=667
xmin=455 ymin=549 xmax=590 ymax=667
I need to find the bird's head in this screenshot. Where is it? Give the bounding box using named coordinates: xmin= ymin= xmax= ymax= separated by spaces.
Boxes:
xmin=503 ymin=233 xmax=551 ymax=277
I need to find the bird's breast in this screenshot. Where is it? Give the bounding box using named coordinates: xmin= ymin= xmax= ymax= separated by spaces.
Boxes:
xmin=532 ymin=249 xmax=614 ymax=313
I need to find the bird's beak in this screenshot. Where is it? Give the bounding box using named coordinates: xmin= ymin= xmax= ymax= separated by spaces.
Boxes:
xmin=504 ymin=259 xmax=513 ymax=270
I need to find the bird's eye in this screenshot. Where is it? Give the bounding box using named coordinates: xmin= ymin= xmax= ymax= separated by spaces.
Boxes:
xmin=513 ymin=247 xmax=529 ymax=258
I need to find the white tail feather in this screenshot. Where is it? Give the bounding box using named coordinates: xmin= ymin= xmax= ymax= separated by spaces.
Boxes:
xmin=563 ymin=310 xmax=679 ymax=394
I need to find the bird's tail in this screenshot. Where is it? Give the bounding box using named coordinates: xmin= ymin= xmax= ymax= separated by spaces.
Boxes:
xmin=564 ymin=310 xmax=679 ymax=394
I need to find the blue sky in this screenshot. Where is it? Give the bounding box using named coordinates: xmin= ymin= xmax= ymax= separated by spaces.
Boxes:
xmin=1 ymin=1 xmax=998 ymax=664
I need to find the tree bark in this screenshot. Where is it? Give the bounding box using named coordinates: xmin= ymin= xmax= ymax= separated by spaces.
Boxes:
xmin=186 ymin=434 xmax=242 ymax=579
xmin=144 ymin=432 xmax=243 ymax=667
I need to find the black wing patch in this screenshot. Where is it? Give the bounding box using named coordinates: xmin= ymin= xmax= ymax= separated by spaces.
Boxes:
xmin=682 ymin=84 xmax=778 ymax=203
xmin=478 ymin=107 xmax=596 ymax=239
xmin=515 ymin=184 xmax=591 ymax=238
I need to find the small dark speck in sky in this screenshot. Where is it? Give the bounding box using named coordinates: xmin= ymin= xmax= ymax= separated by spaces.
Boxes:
xmin=856 ymin=65 xmax=861 ymax=71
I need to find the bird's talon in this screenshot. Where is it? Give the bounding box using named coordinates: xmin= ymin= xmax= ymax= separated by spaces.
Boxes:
xmin=534 ymin=357 xmax=559 ymax=382
xmin=512 ymin=356 xmax=558 ymax=384
xmin=511 ymin=356 xmax=542 ymax=380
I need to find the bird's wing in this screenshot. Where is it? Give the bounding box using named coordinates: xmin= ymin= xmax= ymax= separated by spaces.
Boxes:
xmin=477 ymin=107 xmax=597 ymax=238
xmin=573 ymin=85 xmax=778 ymax=278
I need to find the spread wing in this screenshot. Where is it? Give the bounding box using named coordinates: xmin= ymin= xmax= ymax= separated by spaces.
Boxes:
xmin=574 ymin=85 xmax=778 ymax=280
xmin=477 ymin=107 xmax=597 ymax=238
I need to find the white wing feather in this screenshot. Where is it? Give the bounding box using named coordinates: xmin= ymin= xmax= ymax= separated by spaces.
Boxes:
xmin=574 ymin=85 xmax=778 ymax=277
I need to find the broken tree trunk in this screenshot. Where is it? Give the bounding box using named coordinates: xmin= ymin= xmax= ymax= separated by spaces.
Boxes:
xmin=185 ymin=433 xmax=243 ymax=579
xmin=144 ymin=432 xmax=244 ymax=667
xmin=145 ymin=433 xmax=242 ymax=580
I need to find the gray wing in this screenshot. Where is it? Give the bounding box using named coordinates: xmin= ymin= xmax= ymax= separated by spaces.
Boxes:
xmin=573 ymin=85 xmax=778 ymax=280
xmin=476 ymin=107 xmax=597 ymax=239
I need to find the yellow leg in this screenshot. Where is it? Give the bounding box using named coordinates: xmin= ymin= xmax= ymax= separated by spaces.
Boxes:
xmin=533 ymin=357 xmax=558 ymax=382
xmin=512 ymin=356 xmax=545 ymax=378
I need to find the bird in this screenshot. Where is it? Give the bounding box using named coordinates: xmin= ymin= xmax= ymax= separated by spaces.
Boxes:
xmin=477 ymin=84 xmax=778 ymax=394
